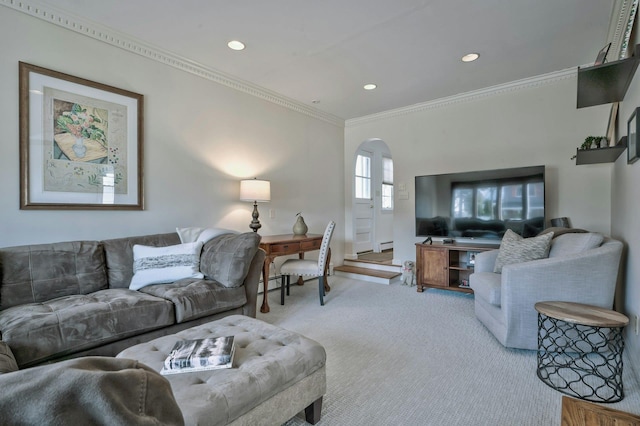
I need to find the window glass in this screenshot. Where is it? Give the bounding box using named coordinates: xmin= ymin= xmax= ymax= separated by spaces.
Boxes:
xmin=500 ymin=184 xmax=523 ymax=220
xmin=452 ymin=187 xmax=474 ymax=217
xmin=527 ymin=182 xmax=544 ymax=218
xmin=355 ymin=154 xmax=371 ymax=199
xmin=475 ymin=186 xmax=497 ymax=220
xmin=382 ymin=157 xmax=393 ymax=210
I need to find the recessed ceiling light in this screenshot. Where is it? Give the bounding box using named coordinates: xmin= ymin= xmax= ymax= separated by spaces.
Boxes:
xmin=363 ymin=83 xmax=377 ymax=90
xmin=227 ymin=40 xmax=245 ymax=51
xmin=311 ymin=99 xmax=320 ymax=104
xmin=461 ymin=53 xmax=479 ymax=62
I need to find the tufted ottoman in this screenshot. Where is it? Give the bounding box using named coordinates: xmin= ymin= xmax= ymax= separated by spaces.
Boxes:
xmin=117 ymin=315 xmax=326 ymax=425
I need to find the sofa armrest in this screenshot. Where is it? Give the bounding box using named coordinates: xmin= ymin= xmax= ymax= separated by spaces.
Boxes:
xmin=0 ymin=357 xmax=184 ymax=425
xmin=473 ymin=249 xmax=499 ymax=273
xmin=242 ymin=248 xmax=266 ymax=318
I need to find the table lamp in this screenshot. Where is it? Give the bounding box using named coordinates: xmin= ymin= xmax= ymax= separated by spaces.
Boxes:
xmin=240 ymin=178 xmax=271 ymax=232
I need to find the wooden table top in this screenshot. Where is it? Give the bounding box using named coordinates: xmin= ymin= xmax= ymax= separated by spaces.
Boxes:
xmin=535 ymin=301 xmax=629 ymax=327
xmin=259 ymin=234 xmax=322 ymax=245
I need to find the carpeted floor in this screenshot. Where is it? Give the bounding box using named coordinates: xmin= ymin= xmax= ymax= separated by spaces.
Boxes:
xmin=257 ymin=276 xmax=640 ymax=426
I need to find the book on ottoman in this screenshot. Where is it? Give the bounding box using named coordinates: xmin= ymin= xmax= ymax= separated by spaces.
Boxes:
xmin=160 ymin=336 xmax=235 ymax=375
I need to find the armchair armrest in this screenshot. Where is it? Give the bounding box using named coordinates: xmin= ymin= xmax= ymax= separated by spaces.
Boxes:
xmin=473 ymin=249 xmax=499 ymax=273
xmin=501 ymin=242 xmax=622 ymax=314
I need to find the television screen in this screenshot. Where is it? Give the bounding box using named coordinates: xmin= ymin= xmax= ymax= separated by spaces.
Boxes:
xmin=415 ymin=166 xmax=545 ymax=241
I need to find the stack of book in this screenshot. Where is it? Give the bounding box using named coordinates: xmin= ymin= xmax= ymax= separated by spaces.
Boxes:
xmin=160 ymin=336 xmax=236 ymax=375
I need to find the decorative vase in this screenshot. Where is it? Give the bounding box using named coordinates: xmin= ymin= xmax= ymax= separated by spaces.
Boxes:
xmin=600 ymin=138 xmax=608 ymax=148
xmin=72 ymin=136 xmax=87 ymax=158
xmin=293 ymin=215 xmax=308 ymax=235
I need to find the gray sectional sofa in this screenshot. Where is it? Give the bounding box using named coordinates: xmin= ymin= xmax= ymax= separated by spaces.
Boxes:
xmin=0 ymin=231 xmax=265 ymax=368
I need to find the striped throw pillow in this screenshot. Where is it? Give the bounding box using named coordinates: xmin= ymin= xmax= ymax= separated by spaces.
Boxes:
xmin=493 ymin=229 xmax=554 ymax=273
xmin=129 ymin=242 xmax=204 ymax=290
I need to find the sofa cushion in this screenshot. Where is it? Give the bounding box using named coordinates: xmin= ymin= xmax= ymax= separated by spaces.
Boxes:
xmin=139 ymin=279 xmax=247 ymax=323
xmin=0 ymin=341 xmax=18 ymax=374
xmin=0 ymin=241 xmax=107 ymax=310
xmin=130 ymin=242 xmax=204 ymax=291
xmin=176 ymin=227 xmax=237 ymax=244
xmin=102 ymin=233 xmax=181 ymax=289
xmin=200 ymin=233 xmax=261 ymax=288
xmin=549 ymin=233 xmax=604 ymax=258
xmin=0 ymin=289 xmax=174 ymax=367
xmin=493 ymin=229 xmax=553 ymax=273
xmin=0 ymin=357 xmax=185 ymax=425
xmin=469 ymin=272 xmax=502 ymax=306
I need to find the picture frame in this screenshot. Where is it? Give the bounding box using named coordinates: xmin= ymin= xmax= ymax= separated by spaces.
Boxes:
xmin=606 ymin=102 xmax=618 ymax=147
xmin=628 ymin=107 xmax=639 ymax=164
xmin=594 ymin=42 xmax=611 ymax=66
xmin=19 ymin=62 xmax=144 ymax=210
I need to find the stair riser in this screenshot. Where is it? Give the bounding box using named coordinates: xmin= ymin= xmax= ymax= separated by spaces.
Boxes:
xmin=343 ymin=260 xmax=401 ymax=273
xmin=334 ymin=270 xmax=400 ymax=285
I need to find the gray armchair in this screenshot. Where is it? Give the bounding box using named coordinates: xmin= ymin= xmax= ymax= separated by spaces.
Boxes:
xmin=469 ymin=233 xmax=623 ymax=350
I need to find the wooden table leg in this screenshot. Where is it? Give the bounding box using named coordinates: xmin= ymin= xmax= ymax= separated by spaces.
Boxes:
xmin=260 ymin=257 xmax=272 ymax=313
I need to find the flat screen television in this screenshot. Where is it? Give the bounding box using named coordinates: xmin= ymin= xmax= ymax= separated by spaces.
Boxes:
xmin=415 ymin=165 xmax=545 ymax=243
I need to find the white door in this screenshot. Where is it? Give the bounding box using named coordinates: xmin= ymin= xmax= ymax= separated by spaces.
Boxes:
xmin=354 ymin=150 xmax=374 ymax=253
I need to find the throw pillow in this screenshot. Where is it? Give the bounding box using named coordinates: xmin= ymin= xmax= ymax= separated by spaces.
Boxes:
xmin=548 ymin=232 xmax=604 ymax=258
xmin=493 ymin=229 xmax=554 ymax=273
xmin=129 ymin=242 xmax=204 ymax=290
xmin=200 ymin=232 xmax=261 ymax=288
xmin=176 ymin=227 xmax=237 ymax=244
xmin=0 ymin=341 xmax=19 ymax=374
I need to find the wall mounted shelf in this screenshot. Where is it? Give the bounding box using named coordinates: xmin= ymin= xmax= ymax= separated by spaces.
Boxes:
xmin=575 ymin=137 xmax=627 ymax=165
xmin=577 ymin=45 xmax=640 ymax=108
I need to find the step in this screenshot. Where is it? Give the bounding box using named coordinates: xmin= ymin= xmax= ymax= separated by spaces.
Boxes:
xmin=334 ymin=265 xmax=402 ymax=285
xmin=343 ymin=259 xmax=402 ymax=274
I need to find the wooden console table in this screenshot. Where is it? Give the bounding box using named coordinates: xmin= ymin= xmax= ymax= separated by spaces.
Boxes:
xmin=259 ymin=233 xmax=328 ymax=313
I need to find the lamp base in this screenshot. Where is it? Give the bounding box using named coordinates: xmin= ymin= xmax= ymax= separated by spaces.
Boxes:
xmin=249 ymin=201 xmax=262 ymax=232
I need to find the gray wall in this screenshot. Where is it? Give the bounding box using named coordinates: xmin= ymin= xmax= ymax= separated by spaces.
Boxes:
xmin=0 ymin=7 xmax=345 ymax=271
xmin=612 ymin=20 xmax=640 ymax=382
xmin=344 ymin=71 xmax=640 ymax=380
xmin=345 ymin=75 xmax=612 ymax=262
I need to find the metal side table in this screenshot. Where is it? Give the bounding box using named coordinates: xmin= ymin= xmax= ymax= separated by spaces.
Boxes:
xmin=535 ymin=301 xmax=629 ymax=403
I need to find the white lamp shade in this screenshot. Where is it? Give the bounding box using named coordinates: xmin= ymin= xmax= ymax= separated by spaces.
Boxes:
xmin=240 ymin=179 xmax=271 ymax=202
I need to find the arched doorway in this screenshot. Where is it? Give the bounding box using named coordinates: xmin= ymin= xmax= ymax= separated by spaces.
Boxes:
xmin=352 ymin=139 xmax=394 ymax=257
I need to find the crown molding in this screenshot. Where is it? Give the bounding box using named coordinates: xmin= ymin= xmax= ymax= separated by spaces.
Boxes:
xmin=607 ymin=0 xmax=639 ymax=60
xmin=1 ymin=0 xmax=344 ymax=127
xmin=346 ymin=68 xmax=577 ymax=127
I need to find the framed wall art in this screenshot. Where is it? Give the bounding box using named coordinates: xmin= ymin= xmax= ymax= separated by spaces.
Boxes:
xmin=628 ymin=107 xmax=639 ymax=164
xmin=19 ymin=62 xmax=144 ymax=210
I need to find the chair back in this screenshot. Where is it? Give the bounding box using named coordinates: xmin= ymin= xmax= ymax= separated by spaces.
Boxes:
xmin=317 ymin=221 xmax=336 ymax=274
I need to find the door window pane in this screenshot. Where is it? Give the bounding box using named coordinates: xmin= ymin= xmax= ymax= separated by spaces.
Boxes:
xmin=355 ymin=154 xmax=371 ymax=199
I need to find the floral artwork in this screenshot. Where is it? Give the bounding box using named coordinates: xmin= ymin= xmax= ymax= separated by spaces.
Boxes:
xmin=19 ymin=62 xmax=143 ymax=209
xmin=44 ymin=89 xmax=128 ymax=195
xmin=55 ymin=102 xmax=107 ymax=151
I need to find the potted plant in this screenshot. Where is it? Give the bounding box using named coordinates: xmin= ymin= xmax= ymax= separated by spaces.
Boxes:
xmin=580 ymin=136 xmax=608 ymax=150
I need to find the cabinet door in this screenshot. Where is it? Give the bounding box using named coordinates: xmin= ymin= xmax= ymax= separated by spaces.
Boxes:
xmin=418 ymin=247 xmax=448 ymax=287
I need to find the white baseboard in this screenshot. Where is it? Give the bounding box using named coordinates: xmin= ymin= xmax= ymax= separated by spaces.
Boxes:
xmin=379 ymin=241 xmax=393 ymax=251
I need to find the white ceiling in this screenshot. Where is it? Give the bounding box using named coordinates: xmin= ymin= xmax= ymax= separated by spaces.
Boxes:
xmin=40 ymin=0 xmax=614 ymax=120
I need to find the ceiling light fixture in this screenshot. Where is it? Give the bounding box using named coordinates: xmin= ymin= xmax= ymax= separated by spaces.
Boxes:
xmin=227 ymin=40 xmax=246 ymax=51
xmin=461 ymin=53 xmax=479 ymax=62
xmin=363 ymin=83 xmax=377 ymax=90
